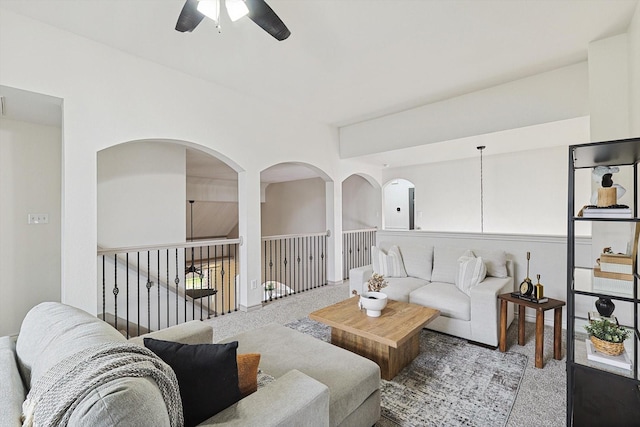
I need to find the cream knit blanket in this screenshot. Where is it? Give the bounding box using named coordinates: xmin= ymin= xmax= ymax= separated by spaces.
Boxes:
xmin=22 ymin=342 xmax=183 ymax=427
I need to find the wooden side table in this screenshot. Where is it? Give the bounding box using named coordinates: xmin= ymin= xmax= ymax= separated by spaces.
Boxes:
xmin=498 ymin=293 xmax=565 ymax=368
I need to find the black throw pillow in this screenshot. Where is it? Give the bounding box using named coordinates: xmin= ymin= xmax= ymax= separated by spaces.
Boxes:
xmin=144 ymin=338 xmax=241 ymax=427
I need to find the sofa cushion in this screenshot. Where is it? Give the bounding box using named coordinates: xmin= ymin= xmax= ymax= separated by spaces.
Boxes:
xmin=455 ymin=255 xmax=487 ymax=296
xmin=0 ymin=336 xmax=24 ymax=427
xmin=16 ymin=302 xmax=125 ymax=388
xmin=398 ymin=245 xmax=433 ymax=281
xmin=431 ymin=247 xmax=469 ymax=284
xmin=410 ymin=283 xmax=471 ymax=321
xmin=144 ymin=338 xmax=241 ymax=427
xmin=382 ymin=277 xmax=428 ymax=303
xmin=473 ymin=249 xmax=508 ymax=278
xmin=224 ymin=324 xmax=380 ymax=427
xmin=371 ymin=246 xmax=407 ymax=277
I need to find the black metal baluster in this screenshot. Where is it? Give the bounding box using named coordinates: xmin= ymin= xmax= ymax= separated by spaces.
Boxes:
xmin=214 ymin=245 xmax=218 ymax=317
xmin=234 ymin=243 xmax=238 ymax=311
xmin=157 ymin=250 xmax=160 ymax=330
xmin=137 ymin=252 xmax=141 ymax=336
xmin=220 ymin=245 xmax=226 ymax=314
xmin=175 ymin=250 xmax=179 ymax=326
xmin=126 ymin=253 xmax=130 ymax=339
xmin=207 ymin=245 xmax=211 ymax=319
xmin=102 ymin=255 xmax=106 ymax=324
xmin=146 ymin=252 xmax=151 ymax=331
xmin=283 ymin=238 xmax=289 ymax=296
xmin=166 ymin=249 xmax=170 ymax=328
xmin=227 ymin=245 xmax=231 ymax=313
xmin=113 ymin=254 xmax=118 ymax=332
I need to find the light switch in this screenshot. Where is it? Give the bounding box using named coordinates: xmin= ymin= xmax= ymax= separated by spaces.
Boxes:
xmin=28 ymin=213 xmax=49 ymax=224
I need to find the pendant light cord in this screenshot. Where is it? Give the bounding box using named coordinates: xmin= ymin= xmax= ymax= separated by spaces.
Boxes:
xmin=477 ymin=146 xmax=485 ymax=233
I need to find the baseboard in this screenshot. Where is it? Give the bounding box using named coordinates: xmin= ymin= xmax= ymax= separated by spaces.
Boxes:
xmin=239 ymin=303 xmax=263 ymax=313
xmin=327 ymin=280 xmax=343 ymax=285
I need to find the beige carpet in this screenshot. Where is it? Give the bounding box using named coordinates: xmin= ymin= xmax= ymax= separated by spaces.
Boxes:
xmin=203 ymin=282 xmax=566 ymax=426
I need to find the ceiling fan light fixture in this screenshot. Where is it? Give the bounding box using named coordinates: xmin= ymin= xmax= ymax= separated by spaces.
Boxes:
xmin=226 ymin=0 xmax=249 ymax=22
xmin=197 ymin=0 xmax=220 ymax=23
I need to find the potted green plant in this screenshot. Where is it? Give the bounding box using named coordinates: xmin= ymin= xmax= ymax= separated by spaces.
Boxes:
xmin=584 ymin=319 xmax=630 ymax=356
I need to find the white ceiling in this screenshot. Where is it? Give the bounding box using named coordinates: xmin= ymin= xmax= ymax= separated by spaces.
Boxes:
xmin=1 ymin=0 xmax=637 ymax=181
xmin=1 ymin=0 xmax=637 ymax=128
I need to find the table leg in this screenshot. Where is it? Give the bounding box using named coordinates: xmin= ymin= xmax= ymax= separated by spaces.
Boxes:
xmin=554 ymin=307 xmax=563 ymax=360
xmin=518 ymin=305 xmax=526 ymax=346
xmin=535 ymin=309 xmax=544 ymax=368
xmin=499 ymin=300 xmax=507 ymax=352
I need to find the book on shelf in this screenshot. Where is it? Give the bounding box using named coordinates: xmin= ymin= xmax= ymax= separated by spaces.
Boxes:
xmin=585 ymin=339 xmax=632 ymax=370
xmin=587 ymin=311 xmax=618 ymax=324
xmin=509 ymin=292 xmax=548 ymax=303
xmin=580 ymin=204 xmax=632 ymax=218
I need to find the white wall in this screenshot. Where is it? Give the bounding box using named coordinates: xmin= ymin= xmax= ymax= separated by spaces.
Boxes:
xmin=0 ymin=10 xmax=347 ymax=314
xmin=382 ymin=142 xmax=591 ymax=236
xmin=261 ymin=178 xmax=326 ymax=236
xmin=588 ymin=34 xmax=631 ymax=141
xmin=0 ymin=118 xmax=61 ymax=336
xmin=97 ymin=141 xmax=186 ymax=248
xmin=630 ymin=4 xmax=640 ymax=136
xmin=342 ymin=174 xmax=380 ymax=231
xmin=340 ymin=62 xmax=589 ymax=158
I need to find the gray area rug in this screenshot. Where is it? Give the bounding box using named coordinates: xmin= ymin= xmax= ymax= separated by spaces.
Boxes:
xmin=285 ymin=318 xmax=527 ymax=427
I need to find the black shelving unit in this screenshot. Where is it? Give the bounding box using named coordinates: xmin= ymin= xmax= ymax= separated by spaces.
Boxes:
xmin=567 ymin=137 xmax=640 ymax=426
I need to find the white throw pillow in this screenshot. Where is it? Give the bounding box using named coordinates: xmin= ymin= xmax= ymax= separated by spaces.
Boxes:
xmin=371 ymin=246 xmax=408 ymax=278
xmin=473 ymin=249 xmax=508 ymax=278
xmin=455 ymin=255 xmax=487 ymax=296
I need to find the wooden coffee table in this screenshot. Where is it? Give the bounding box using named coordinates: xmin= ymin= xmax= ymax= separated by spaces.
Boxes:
xmin=309 ymin=297 xmax=439 ymax=380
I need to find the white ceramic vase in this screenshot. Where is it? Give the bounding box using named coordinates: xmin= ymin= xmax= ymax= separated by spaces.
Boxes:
xmin=359 ymin=291 xmax=388 ymax=317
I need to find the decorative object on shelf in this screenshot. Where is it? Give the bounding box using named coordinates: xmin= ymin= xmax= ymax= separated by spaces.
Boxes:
xmin=519 ymin=252 xmax=534 ymax=296
xmin=590 ymin=166 xmax=626 ymax=207
xmin=588 ymin=311 xmax=617 ymax=325
xmin=584 ymin=319 xmax=630 ymax=356
xmin=534 ymin=274 xmax=544 ymax=300
xmin=367 ymin=273 xmax=388 ymax=292
xmin=594 ymin=297 xmax=615 ymax=317
xmin=359 ymin=291 xmax=388 ymax=317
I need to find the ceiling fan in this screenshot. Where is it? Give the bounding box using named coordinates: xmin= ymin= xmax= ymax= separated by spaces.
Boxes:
xmin=176 ymin=0 xmax=291 ymax=41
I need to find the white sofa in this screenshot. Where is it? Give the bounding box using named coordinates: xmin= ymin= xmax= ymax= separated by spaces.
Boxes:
xmin=350 ymin=243 xmax=515 ymax=347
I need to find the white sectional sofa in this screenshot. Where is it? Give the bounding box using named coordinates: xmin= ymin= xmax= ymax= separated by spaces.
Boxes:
xmin=350 ymin=242 xmax=515 ymax=347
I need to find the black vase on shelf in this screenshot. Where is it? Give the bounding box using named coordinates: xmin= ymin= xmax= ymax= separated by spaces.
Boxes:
xmin=595 ymin=297 xmax=615 ymax=317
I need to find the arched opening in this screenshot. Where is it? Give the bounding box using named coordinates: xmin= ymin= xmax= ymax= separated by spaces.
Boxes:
xmin=341 ymin=173 xmax=381 ymax=278
xmin=97 ymin=139 xmax=242 ymax=335
xmin=259 ymin=162 xmax=332 ymax=300
xmin=383 ymin=178 xmax=416 ymax=230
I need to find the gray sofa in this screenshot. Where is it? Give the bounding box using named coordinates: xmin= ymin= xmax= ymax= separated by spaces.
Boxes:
xmin=1 ymin=302 xmax=380 ymax=427
xmin=350 ymin=243 xmax=515 ymax=347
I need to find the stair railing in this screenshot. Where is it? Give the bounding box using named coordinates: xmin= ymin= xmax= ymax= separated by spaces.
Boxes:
xmin=261 ymin=231 xmax=329 ymax=302
xmin=342 ymin=228 xmax=377 ymax=279
xmin=97 ymin=238 xmax=240 ymax=338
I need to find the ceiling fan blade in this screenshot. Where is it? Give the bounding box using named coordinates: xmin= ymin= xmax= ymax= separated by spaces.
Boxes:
xmin=176 ymin=0 xmax=206 ymax=32
xmin=245 ymin=0 xmax=291 ymax=41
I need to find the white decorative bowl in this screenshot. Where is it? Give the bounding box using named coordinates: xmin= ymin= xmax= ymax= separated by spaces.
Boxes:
xmin=359 ymin=292 xmax=388 ymax=317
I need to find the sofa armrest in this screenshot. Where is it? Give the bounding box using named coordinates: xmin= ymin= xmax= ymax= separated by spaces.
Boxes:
xmin=128 ymin=320 xmax=213 ymax=346
xmin=349 ymin=265 xmax=373 ymax=296
xmin=469 ymin=276 xmax=514 ymax=347
xmin=0 ymin=336 xmax=25 ymax=427
xmin=200 ymin=369 xmax=330 ymax=427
